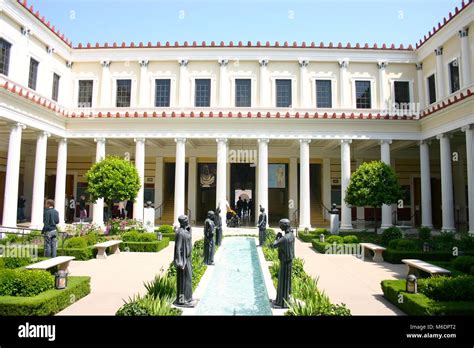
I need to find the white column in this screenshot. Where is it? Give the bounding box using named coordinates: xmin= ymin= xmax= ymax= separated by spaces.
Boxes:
xmin=258 ymin=59 xmax=269 ymax=107
xmin=218 ymin=59 xmax=229 ymax=107
xmin=257 ymin=139 xmax=269 ymax=225
xmin=416 ymin=63 xmax=426 ymax=111
xmin=338 ymin=60 xmax=349 ymax=108
xmin=380 ymin=140 xmax=393 ymax=228
xmin=298 ymin=60 xmax=309 ymax=108
xmin=299 ymin=139 xmax=311 ymax=229
xmin=2 ymin=123 xmax=25 ymax=227
xmin=340 ymin=139 xmax=352 ymax=230
xmin=100 ymin=60 xmax=112 ymax=107
xmin=178 ymin=60 xmax=189 ymax=107
xmin=54 ymin=138 xmax=68 ymax=226
xmin=435 ymin=47 xmax=446 ymax=100
xmin=174 ymin=138 xmax=186 ymax=225
xmin=419 ymin=140 xmax=433 ymax=228
xmin=437 ymin=133 xmax=455 ymax=232
xmin=356 ymin=159 xmax=365 ymax=226
xmin=459 ymin=28 xmax=471 ymax=88
xmin=187 ymin=156 xmax=197 ymax=224
xmin=216 ymin=139 xmax=228 ymax=226
xmin=453 ymin=146 xmax=467 ymax=224
xmin=154 ymin=156 xmax=164 ymax=217
xmin=23 ymin=155 xmax=34 ymax=221
xmin=92 ymin=138 xmax=106 ymax=226
xmin=30 ymin=131 xmax=50 ymax=229
xmin=289 ymin=157 xmax=298 ymax=223
xmin=133 ymin=138 xmax=146 ymax=221
xmin=138 ymin=60 xmax=149 ymax=107
xmin=462 ymin=125 xmax=474 ymax=235
xmin=322 ymin=158 xmax=331 ymax=221
xmin=377 ymin=62 xmax=388 ymax=110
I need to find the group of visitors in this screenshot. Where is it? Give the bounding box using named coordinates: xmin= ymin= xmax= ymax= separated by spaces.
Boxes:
xmin=235 ymin=196 xmax=254 ymax=220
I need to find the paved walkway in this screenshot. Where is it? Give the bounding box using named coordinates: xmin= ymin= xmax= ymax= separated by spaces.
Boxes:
xmin=295 ymin=238 xmax=405 ymax=315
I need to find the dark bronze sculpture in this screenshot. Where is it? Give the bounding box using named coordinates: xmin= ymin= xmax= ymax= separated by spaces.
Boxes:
xmin=271 ymin=218 xmax=295 ymax=308
xmin=215 ymin=206 xmax=223 ymax=247
xmin=173 ymin=215 xmax=196 ymax=307
xmin=203 ymin=210 xmax=215 ymax=265
xmin=257 ymin=205 xmax=267 ymax=246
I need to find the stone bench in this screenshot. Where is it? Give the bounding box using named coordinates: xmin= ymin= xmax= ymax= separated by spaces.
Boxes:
xmin=94 ymin=240 xmax=122 ymax=259
xmin=402 ymin=259 xmax=451 ymax=277
xmin=26 ymin=256 xmax=75 ymax=273
xmin=360 ymin=243 xmax=386 ymax=262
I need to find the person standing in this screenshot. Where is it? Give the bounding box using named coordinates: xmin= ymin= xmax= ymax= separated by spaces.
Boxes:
xmin=17 ymin=195 xmax=26 ymax=222
xmin=68 ymin=196 xmax=76 ymax=223
xmin=79 ymin=195 xmax=87 ymax=222
xmin=43 ymin=199 xmax=59 ymax=258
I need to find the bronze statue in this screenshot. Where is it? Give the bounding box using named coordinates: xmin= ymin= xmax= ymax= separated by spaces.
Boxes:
xmin=215 ymin=206 xmax=223 ymax=247
xmin=257 ymin=205 xmax=267 ymax=246
xmin=271 ymin=218 xmax=295 ymax=308
xmin=173 ymin=215 xmax=196 ymax=307
xmin=203 ymin=210 xmax=215 ymax=265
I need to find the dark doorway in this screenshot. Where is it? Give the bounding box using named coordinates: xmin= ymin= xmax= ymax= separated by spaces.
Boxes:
xmin=230 ymin=163 xmax=255 ymax=225
xmin=197 ymin=163 xmax=217 ymax=223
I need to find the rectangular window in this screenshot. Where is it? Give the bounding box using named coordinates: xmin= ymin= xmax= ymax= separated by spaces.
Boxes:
xmin=28 ymin=58 xmax=39 ymax=90
xmin=448 ymin=60 xmax=460 ymax=94
xmin=78 ymin=80 xmax=93 ymax=107
xmin=394 ymin=81 xmax=410 ymax=109
xmin=52 ymin=73 xmax=60 ymax=102
xmin=0 ymin=38 xmax=12 ymax=76
xmin=235 ymin=79 xmax=251 ymax=107
xmin=355 ymin=80 xmax=371 ymax=109
xmin=195 ymin=79 xmax=211 ymax=107
xmin=427 ymin=74 xmax=436 ymax=105
xmin=316 ymin=80 xmax=332 ymax=108
xmin=276 ymin=79 xmax=292 ymax=107
xmin=116 ymin=79 xmax=132 ymax=107
xmin=155 ymin=79 xmax=171 ymax=107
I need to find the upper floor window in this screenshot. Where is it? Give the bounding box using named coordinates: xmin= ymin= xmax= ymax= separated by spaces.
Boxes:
xmin=393 ymin=81 xmax=410 ymax=109
xmin=116 ymin=79 xmax=132 ymax=107
xmin=195 ymin=79 xmax=211 ymax=107
xmin=155 ymin=79 xmax=171 ymax=107
xmin=0 ymin=38 xmax=12 ymax=76
xmin=448 ymin=60 xmax=460 ymax=94
xmin=355 ymin=80 xmax=371 ymax=109
xmin=52 ymin=73 xmax=60 ymax=102
xmin=28 ymin=58 xmax=39 ymax=90
xmin=316 ymin=80 xmax=332 ymax=108
xmin=78 ymin=80 xmax=93 ymax=108
xmin=276 ymin=79 xmax=292 ymax=107
xmin=427 ymin=74 xmax=436 ymax=105
xmin=235 ymin=79 xmax=251 ymax=107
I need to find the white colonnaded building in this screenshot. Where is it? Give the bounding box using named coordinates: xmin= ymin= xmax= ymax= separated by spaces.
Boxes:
xmin=0 ymin=0 xmax=473 ymax=234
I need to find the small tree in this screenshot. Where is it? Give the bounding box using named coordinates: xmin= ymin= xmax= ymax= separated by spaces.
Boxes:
xmin=85 ymin=155 xmax=141 ymax=221
xmin=345 ymin=161 xmax=403 ymax=234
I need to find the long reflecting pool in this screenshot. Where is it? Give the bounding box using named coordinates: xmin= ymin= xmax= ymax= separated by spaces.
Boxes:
xmin=195 ymin=237 xmax=272 ymax=315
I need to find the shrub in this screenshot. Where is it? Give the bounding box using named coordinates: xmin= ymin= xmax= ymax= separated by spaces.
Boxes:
xmin=452 ymin=256 xmax=474 ymax=275
xmin=432 ymin=231 xmax=456 ymax=250
xmin=381 ymin=226 xmax=402 ymax=246
xmin=325 ymin=235 xmax=343 ymax=244
xmin=122 ymin=239 xmax=169 ymax=253
xmin=2 ymin=257 xmax=33 ymax=269
xmin=156 ymin=225 xmax=174 ymax=234
xmin=418 ymin=276 xmax=474 ymax=302
xmin=311 ymin=240 xmax=329 ymax=254
xmin=388 ymin=239 xmax=418 ymax=251
xmin=262 ymin=246 xmax=278 ymax=262
xmin=144 ymin=274 xmax=176 ymax=299
xmin=298 ymin=233 xmax=317 ymax=243
xmin=342 ymin=235 xmax=359 ymax=244
xmin=313 ymin=228 xmax=329 ymax=235
xmin=139 ymin=233 xmax=158 ymax=243
xmin=82 ymin=232 xmax=99 ymax=246
xmin=122 ymin=230 xmax=141 ymax=242
xmin=418 ymin=227 xmax=432 ymax=241
xmin=459 ymin=234 xmax=474 ymax=251
xmin=64 ymin=236 xmax=87 ymax=249
xmin=382 ymin=249 xmax=474 ymax=264
xmin=264 ymin=228 xmax=276 ymax=246
xmin=116 ymin=294 xmax=181 ymax=316
xmin=0 ymin=269 xmax=54 ymax=297
xmin=0 ymin=276 xmax=90 ymax=316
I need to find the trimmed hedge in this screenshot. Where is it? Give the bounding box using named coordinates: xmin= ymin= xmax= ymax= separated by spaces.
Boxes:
xmin=37 ymin=246 xmax=96 ymax=261
xmin=0 ymin=276 xmax=91 ymax=315
xmin=0 ymin=269 xmax=54 ymax=297
xmin=122 ymin=238 xmax=169 ymax=253
xmin=381 ymin=279 xmax=474 ymax=315
xmin=383 ymin=249 xmax=474 ymax=264
xmin=158 ymin=233 xmax=175 ymax=242
xmin=298 ymin=233 xmax=317 ymax=243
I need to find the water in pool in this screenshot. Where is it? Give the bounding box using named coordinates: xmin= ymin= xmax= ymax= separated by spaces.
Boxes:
xmin=195 ymin=237 xmax=272 ymax=315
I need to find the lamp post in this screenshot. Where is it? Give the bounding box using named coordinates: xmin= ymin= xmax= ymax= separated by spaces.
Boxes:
xmin=406 ymin=274 xmax=417 ymax=294
xmin=319 ymin=233 xmax=325 ymax=243
xmin=55 ymin=270 xmax=68 ymax=289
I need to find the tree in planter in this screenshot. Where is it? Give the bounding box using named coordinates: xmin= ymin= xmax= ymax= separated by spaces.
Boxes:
xmin=345 ymin=161 xmax=403 ymax=234
xmin=85 ymin=156 xmax=141 ymax=224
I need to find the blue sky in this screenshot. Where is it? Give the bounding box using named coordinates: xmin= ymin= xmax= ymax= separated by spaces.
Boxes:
xmin=27 ymin=0 xmax=460 ymax=46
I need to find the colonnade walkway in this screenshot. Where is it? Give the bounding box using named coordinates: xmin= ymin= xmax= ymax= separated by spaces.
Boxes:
xmin=57 ymin=227 xmax=405 ymax=315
